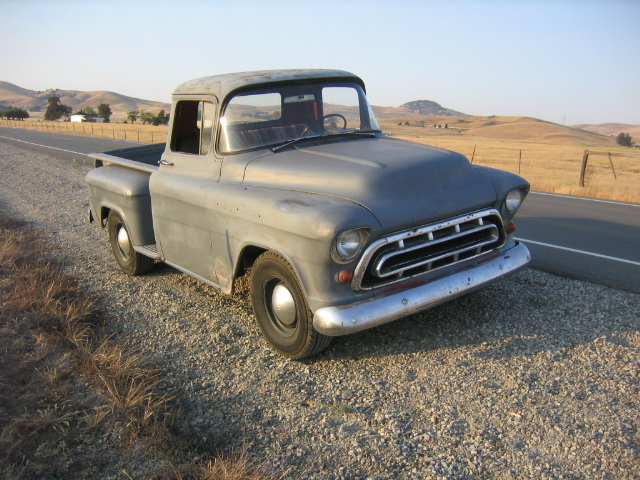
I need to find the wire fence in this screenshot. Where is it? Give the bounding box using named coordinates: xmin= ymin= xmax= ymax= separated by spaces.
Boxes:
xmin=2 ymin=119 xmax=639 ymax=202
xmin=0 ymin=119 xmax=167 ymax=144
xmin=396 ymin=136 xmax=640 ymax=203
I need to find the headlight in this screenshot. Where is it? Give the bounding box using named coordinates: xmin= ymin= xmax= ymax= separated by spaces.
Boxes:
xmin=503 ymin=189 xmax=525 ymax=214
xmin=333 ymin=228 xmax=368 ymax=262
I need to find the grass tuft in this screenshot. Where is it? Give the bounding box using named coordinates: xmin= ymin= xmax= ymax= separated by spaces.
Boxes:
xmin=0 ymin=210 xmax=274 ymax=479
xmin=201 ymin=447 xmax=273 ymax=480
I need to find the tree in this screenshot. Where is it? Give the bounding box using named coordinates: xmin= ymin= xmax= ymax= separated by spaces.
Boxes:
xmin=97 ymin=103 xmax=112 ymax=123
xmin=616 ymin=132 xmax=634 ymax=147
xmin=44 ymin=96 xmax=72 ymax=121
xmin=76 ymin=106 xmax=96 ymax=115
xmin=154 ymin=109 xmax=169 ymax=125
xmin=3 ymin=107 xmax=30 ymax=120
xmin=139 ymin=111 xmax=155 ymax=125
xmin=127 ymin=110 xmax=140 ymax=123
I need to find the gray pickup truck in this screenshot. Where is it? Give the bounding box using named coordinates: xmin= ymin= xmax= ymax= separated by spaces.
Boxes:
xmin=86 ymin=69 xmax=530 ymax=359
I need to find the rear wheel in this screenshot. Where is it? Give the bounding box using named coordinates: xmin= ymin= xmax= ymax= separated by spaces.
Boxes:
xmin=107 ymin=210 xmax=154 ymax=276
xmin=250 ymin=251 xmax=331 ymax=359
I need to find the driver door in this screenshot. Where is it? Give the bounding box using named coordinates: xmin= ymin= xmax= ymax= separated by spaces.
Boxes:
xmin=150 ymin=99 xmax=223 ymax=282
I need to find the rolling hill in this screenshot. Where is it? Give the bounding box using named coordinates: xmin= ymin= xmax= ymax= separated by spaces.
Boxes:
xmin=400 ymin=100 xmax=466 ymax=117
xmin=379 ymin=115 xmax=617 ymax=146
xmin=572 ymin=123 xmax=640 ymax=139
xmin=1 ymin=81 xmax=636 ymax=146
xmin=0 ymin=81 xmax=170 ymax=119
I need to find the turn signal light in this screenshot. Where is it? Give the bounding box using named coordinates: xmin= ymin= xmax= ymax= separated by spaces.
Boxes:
xmin=338 ymin=269 xmax=353 ymax=283
xmin=505 ymin=221 xmax=517 ymax=234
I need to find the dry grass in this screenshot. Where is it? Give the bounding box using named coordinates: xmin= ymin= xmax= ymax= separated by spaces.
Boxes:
xmin=3 ymin=115 xmax=638 ymax=202
xmin=0 ymin=210 xmax=273 ymax=479
xmin=383 ymin=117 xmax=640 ymax=203
xmin=201 ymin=447 xmax=275 ymax=480
xmin=0 ymin=118 xmax=167 ymax=144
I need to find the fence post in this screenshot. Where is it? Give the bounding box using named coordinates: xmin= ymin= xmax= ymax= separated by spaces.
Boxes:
xmin=470 ymin=144 xmax=476 ymax=164
xmin=518 ymin=150 xmax=522 ymax=176
xmin=608 ymin=153 xmax=617 ymax=180
xmin=579 ymin=150 xmax=589 ymax=187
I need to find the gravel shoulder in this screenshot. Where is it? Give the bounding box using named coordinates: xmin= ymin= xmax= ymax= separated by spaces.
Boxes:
xmin=1 ymin=142 xmax=638 ymax=479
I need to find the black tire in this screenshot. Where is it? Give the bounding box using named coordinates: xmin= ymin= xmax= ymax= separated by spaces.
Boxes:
xmin=107 ymin=210 xmax=154 ymax=276
xmin=250 ymin=251 xmax=332 ymax=359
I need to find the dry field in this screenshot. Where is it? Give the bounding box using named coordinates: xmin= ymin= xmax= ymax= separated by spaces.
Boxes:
xmin=0 ymin=119 xmax=168 ymax=144
xmin=383 ymin=116 xmax=640 ymax=203
xmin=2 ymin=115 xmax=639 ymax=203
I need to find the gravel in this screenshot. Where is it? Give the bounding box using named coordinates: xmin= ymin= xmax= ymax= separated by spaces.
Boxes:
xmin=1 ymin=142 xmax=638 ymax=479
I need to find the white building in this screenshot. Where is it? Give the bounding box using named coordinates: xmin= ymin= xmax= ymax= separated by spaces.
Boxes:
xmin=70 ymin=114 xmax=104 ymax=123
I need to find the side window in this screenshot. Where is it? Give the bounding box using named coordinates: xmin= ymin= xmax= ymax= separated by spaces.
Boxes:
xmin=171 ymin=100 xmax=215 ymax=155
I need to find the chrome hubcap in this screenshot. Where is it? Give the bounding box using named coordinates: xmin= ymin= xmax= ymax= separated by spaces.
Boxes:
xmin=117 ymin=225 xmax=131 ymax=257
xmin=271 ymin=284 xmax=296 ymax=326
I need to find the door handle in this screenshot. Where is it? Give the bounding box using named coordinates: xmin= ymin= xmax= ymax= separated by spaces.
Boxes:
xmin=159 ymin=159 xmax=174 ymax=166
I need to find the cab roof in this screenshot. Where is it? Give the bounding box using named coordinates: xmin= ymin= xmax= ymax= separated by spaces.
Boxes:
xmin=172 ymin=69 xmax=363 ymax=99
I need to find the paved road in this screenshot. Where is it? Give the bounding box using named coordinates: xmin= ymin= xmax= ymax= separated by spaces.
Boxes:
xmin=0 ymin=126 xmax=146 ymax=163
xmin=516 ymin=192 xmax=640 ymax=293
xmin=1 ymin=126 xmax=639 ymax=293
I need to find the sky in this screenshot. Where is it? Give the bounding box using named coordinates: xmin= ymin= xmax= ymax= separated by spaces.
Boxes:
xmin=2 ymin=0 xmax=639 ymax=125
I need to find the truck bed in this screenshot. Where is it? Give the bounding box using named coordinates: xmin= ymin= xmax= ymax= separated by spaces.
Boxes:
xmin=89 ymin=143 xmax=165 ymax=173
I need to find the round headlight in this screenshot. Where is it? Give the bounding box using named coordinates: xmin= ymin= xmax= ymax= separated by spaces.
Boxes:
xmin=335 ymin=229 xmax=365 ymax=261
xmin=504 ymin=189 xmax=524 ymax=214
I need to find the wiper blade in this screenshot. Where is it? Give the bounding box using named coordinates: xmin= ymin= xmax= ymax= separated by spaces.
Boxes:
xmin=271 ymin=131 xmax=377 ymax=153
xmin=271 ymin=135 xmax=322 ymax=153
xmin=331 ymin=131 xmax=377 ymax=138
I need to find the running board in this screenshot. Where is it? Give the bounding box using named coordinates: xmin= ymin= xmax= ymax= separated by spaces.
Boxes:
xmin=134 ymin=244 xmax=162 ymax=259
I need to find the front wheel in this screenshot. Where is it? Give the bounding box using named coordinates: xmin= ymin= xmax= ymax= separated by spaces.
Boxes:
xmin=107 ymin=210 xmax=154 ymax=276
xmin=250 ymin=252 xmax=331 ymax=359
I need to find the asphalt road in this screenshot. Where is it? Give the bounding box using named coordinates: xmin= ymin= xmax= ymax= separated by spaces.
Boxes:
xmin=515 ymin=192 xmax=640 ymax=293
xmin=1 ymin=126 xmax=639 ymax=293
xmin=0 ymin=126 xmax=145 ymax=163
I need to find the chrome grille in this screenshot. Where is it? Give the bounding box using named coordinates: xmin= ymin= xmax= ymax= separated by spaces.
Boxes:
xmin=353 ymin=209 xmax=505 ymax=290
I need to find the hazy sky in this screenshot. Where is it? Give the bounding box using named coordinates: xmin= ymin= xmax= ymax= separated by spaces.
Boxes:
xmin=2 ymin=0 xmax=639 ymax=125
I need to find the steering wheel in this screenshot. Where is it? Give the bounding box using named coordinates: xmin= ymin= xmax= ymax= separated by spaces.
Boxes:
xmin=322 ymin=114 xmax=347 ymax=133
xmin=301 ymin=114 xmax=348 ymax=136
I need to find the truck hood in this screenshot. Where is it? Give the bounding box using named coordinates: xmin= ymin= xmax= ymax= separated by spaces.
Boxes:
xmin=242 ymin=137 xmax=498 ymax=228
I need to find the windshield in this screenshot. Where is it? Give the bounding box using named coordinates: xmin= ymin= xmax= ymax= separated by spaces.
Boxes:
xmin=219 ymin=83 xmax=380 ymax=153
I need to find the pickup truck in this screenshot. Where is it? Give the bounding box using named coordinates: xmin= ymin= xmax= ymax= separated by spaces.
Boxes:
xmin=86 ymin=69 xmax=531 ymax=359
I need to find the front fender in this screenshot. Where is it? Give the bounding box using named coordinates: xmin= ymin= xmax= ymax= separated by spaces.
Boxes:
xmin=212 ymin=184 xmax=380 ymax=311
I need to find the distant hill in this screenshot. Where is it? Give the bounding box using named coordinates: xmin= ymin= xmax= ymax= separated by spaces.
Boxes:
xmin=464 ymin=117 xmax=614 ymax=145
xmin=0 ymin=81 xmax=171 ymax=119
xmin=401 ymin=100 xmax=466 ymax=117
xmin=379 ymin=115 xmax=617 ymax=146
xmin=573 ymin=123 xmax=640 ymax=139
xmin=1 ymin=81 xmax=469 ymax=122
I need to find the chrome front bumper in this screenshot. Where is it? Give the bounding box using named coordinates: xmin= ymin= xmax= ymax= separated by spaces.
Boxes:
xmin=313 ymin=242 xmax=530 ymax=336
